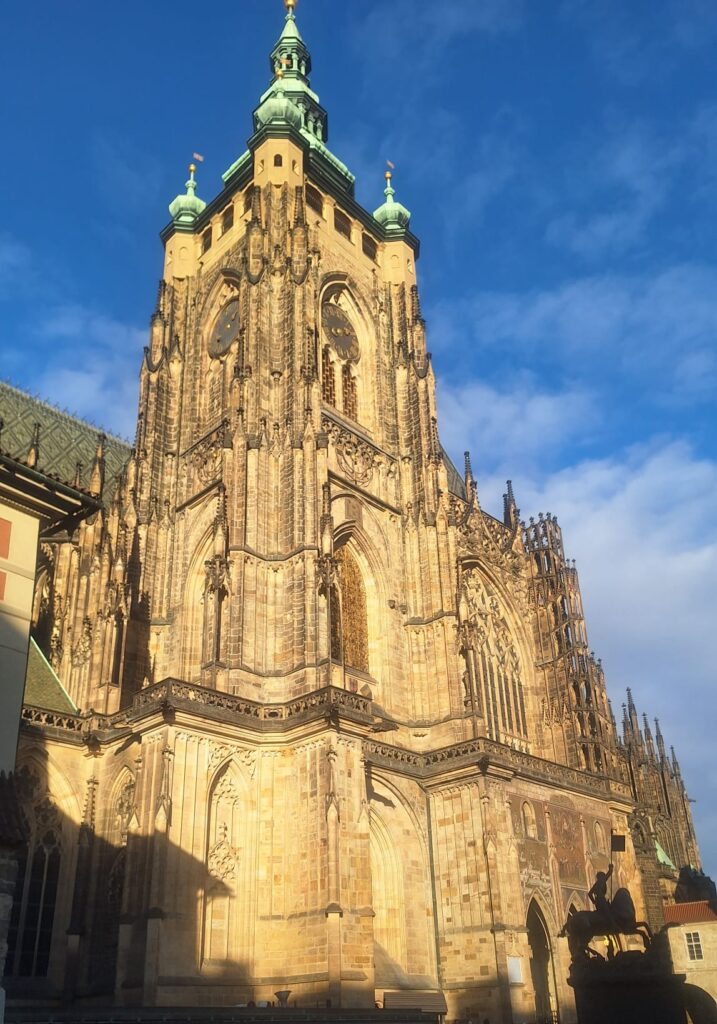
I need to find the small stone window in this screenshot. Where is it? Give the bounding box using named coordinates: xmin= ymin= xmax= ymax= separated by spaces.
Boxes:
xmin=522 ymin=801 xmax=538 ymax=840
xmin=306 ymin=183 xmax=323 ymax=215
xmin=221 ymin=205 xmax=234 ymax=234
xmin=362 ymin=233 xmax=378 ymax=261
xmin=334 ymin=208 xmax=352 ymax=240
xmin=244 ymin=188 xmax=253 ymax=213
xmin=686 ymin=932 xmax=704 ymax=961
xmin=273 ymin=154 xmax=283 ymax=167
xmin=201 ymin=227 xmax=212 ymax=253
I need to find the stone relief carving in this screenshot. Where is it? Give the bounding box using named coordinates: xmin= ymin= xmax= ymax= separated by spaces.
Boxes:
xmin=189 ymin=421 xmax=228 ymax=486
xmin=322 ymin=416 xmax=383 ymax=487
xmin=208 ymin=823 xmax=237 ymax=883
xmin=115 ymin=777 xmax=136 ymax=844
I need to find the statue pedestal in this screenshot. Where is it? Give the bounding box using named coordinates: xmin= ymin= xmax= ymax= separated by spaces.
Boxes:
xmin=568 ymin=951 xmax=687 ymax=1024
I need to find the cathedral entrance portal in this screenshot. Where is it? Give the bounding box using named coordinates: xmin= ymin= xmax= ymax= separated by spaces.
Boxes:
xmin=527 ymin=900 xmax=559 ymax=1024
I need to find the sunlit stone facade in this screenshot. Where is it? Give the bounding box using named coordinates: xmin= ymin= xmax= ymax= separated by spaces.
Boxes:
xmin=5 ymin=7 xmax=700 ymax=1022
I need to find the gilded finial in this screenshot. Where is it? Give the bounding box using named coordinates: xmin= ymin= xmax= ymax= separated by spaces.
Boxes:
xmin=285 ymin=0 xmax=296 ymax=11
xmin=189 ymin=162 xmax=196 ymax=174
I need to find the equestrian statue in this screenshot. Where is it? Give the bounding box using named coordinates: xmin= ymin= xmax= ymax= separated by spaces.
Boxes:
xmin=560 ymin=864 xmax=653 ymax=960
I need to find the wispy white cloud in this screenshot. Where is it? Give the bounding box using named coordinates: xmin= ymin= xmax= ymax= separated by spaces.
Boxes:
xmin=546 ymin=120 xmax=682 ymax=259
xmin=515 ymin=442 xmax=717 ymax=869
xmin=32 ymin=304 xmax=143 ymax=439
xmin=429 ymin=264 xmax=717 ymax=405
xmin=354 ymin=0 xmax=524 ymax=57
xmin=437 ymin=377 xmax=595 ymax=471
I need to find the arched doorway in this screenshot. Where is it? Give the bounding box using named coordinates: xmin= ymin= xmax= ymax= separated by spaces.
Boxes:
xmin=527 ymin=899 xmax=558 ymax=1023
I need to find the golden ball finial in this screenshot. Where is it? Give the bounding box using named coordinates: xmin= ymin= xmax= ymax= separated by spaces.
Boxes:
xmin=285 ymin=0 xmax=296 ymax=10
xmin=189 ymin=163 xmax=196 ymax=174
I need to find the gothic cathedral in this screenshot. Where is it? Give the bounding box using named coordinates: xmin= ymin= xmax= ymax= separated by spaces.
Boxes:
xmin=4 ymin=5 xmax=701 ymax=1022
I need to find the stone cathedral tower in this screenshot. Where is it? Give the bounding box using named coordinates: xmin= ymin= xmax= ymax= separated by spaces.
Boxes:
xmin=4 ymin=5 xmax=700 ymax=1022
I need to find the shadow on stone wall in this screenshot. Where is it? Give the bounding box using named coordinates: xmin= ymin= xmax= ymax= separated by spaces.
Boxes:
xmin=0 ymin=733 xmax=262 ymax=1008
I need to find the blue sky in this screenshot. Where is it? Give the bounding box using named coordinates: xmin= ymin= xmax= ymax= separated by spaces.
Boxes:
xmin=2 ymin=0 xmax=716 ymax=870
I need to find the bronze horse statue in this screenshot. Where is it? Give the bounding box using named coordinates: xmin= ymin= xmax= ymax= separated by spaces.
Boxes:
xmin=561 ymin=883 xmax=653 ymax=960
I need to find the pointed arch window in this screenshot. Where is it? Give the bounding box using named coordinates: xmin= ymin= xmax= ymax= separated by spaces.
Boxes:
xmin=522 ymin=801 xmax=538 ymax=840
xmin=6 ymin=796 xmax=63 ymax=979
xmin=463 ymin=572 xmax=529 ymax=745
xmin=330 ymin=546 xmax=369 ymax=674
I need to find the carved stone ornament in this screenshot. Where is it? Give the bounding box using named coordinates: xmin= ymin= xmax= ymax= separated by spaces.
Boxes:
xmin=459 ymin=505 xmax=523 ymax=574
xmin=189 ymin=422 xmax=228 ymax=486
xmin=322 ymin=417 xmax=377 ymax=487
xmin=116 ymin=778 xmax=136 ymax=843
xmin=462 ymin=570 xmax=520 ymax=666
xmin=71 ymin=616 xmax=93 ymax=667
xmin=208 ymin=824 xmax=237 ymax=883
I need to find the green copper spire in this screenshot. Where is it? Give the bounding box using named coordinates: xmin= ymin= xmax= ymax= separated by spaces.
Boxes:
xmin=373 ymin=169 xmax=411 ymax=237
xmin=168 ymin=163 xmax=206 ymax=228
xmin=255 ymin=0 xmax=328 ymax=144
xmin=239 ymin=0 xmax=355 ymax=192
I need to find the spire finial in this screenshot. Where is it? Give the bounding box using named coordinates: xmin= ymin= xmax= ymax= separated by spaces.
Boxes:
xmin=374 ymin=161 xmax=411 ymax=235
xmin=169 ymin=160 xmax=206 ymax=226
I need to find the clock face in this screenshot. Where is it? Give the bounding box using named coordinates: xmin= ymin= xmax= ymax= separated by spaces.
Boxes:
xmin=208 ymin=299 xmax=241 ymax=358
xmin=322 ymin=302 xmax=359 ymax=362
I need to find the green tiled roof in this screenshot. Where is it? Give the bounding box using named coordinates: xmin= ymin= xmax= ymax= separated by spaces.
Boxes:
xmin=24 ymin=637 xmax=77 ymax=713
xmin=0 ymin=380 xmax=131 ymax=495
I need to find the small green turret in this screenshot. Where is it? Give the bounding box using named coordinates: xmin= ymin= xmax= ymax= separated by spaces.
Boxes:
xmin=373 ymin=170 xmax=411 ymax=237
xmin=168 ymin=163 xmax=206 ymax=229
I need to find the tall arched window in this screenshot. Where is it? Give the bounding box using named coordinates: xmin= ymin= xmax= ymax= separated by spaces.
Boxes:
xmin=6 ymin=795 xmax=63 ymax=978
xmin=463 ymin=571 xmax=529 ymax=745
xmin=594 ymin=821 xmax=606 ymax=854
xmin=330 ymin=546 xmax=369 ymax=674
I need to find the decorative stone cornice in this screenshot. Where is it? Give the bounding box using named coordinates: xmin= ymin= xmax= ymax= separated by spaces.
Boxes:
xmin=364 ymin=735 xmax=632 ymax=802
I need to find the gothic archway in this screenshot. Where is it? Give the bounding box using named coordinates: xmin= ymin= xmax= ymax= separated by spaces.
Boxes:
xmin=527 ymin=899 xmax=558 ymax=1024
xmin=368 ymin=775 xmax=437 ymax=992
